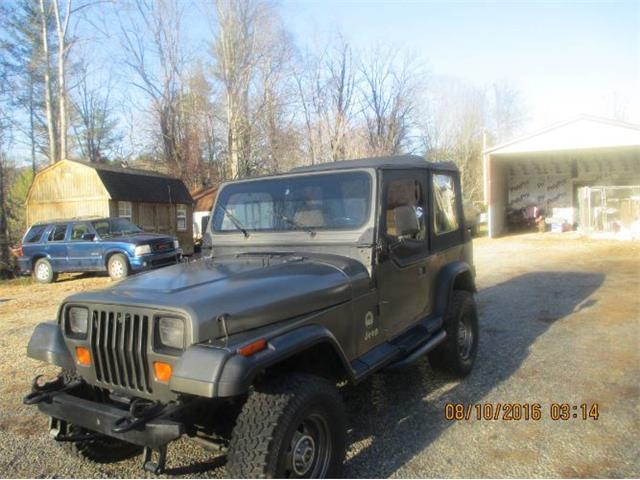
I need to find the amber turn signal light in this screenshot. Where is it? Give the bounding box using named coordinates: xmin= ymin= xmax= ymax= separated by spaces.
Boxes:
xmin=237 ymin=338 xmax=267 ymax=357
xmin=75 ymin=346 xmax=91 ymax=366
xmin=153 ymin=361 xmax=173 ymax=382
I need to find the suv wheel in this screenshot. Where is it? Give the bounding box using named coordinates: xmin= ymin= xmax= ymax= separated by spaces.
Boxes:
xmin=33 ymin=258 xmax=57 ymax=283
xmin=227 ymin=373 xmax=346 ymax=478
xmin=429 ymin=290 xmax=479 ymax=377
xmin=107 ymin=254 xmax=129 ymax=281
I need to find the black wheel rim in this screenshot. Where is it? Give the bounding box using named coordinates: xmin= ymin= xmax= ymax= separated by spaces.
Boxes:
xmin=457 ymin=312 xmax=474 ymax=360
xmin=283 ymin=412 xmax=332 ymax=478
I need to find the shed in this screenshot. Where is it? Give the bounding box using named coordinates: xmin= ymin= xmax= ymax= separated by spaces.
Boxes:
xmin=26 ymin=159 xmax=195 ymax=254
xmin=190 ymin=185 xmax=218 ymax=241
xmin=483 ymin=115 xmax=640 ymax=238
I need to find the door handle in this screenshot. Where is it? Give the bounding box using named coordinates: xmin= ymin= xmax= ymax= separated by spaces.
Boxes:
xmin=418 ymin=266 xmax=427 ymax=276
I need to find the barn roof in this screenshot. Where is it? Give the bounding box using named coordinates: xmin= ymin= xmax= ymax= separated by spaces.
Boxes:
xmin=71 ymin=160 xmax=193 ymax=204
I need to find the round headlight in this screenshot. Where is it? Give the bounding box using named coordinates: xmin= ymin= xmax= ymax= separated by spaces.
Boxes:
xmin=157 ymin=317 xmax=184 ymax=350
xmin=68 ymin=307 xmax=89 ymax=336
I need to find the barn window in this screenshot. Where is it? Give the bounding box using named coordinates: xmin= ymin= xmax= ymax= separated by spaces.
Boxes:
xmin=177 ymin=204 xmax=187 ymax=231
xmin=118 ymin=201 xmax=132 ymax=221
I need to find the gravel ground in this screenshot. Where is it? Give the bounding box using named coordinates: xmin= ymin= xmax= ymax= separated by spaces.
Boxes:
xmin=0 ymin=233 xmax=638 ymax=478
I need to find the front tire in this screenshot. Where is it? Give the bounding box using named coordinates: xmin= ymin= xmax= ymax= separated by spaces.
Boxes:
xmin=107 ymin=253 xmax=130 ymax=281
xmin=428 ymin=290 xmax=479 ymax=377
xmin=33 ymin=258 xmax=57 ymax=283
xmin=227 ymin=373 xmax=346 ymax=478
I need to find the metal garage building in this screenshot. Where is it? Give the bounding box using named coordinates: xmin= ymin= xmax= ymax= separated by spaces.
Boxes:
xmin=483 ymin=115 xmax=640 ymax=238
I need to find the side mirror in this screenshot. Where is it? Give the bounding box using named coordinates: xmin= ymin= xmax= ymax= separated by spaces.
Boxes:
xmin=82 ymin=233 xmax=96 ymax=241
xmin=394 ymin=205 xmax=420 ymax=238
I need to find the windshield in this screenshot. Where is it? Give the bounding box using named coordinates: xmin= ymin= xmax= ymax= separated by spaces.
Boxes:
xmin=92 ymin=218 xmax=143 ymax=237
xmin=212 ymin=171 xmax=372 ymax=233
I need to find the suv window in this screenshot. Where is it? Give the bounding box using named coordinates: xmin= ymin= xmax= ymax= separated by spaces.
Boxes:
xmin=70 ymin=223 xmax=89 ymax=241
xmin=433 ymin=173 xmax=459 ymax=234
xmin=48 ymin=224 xmax=68 ymax=242
xmin=385 ymin=178 xmax=427 ymax=241
xmin=24 ymin=225 xmax=46 ymax=243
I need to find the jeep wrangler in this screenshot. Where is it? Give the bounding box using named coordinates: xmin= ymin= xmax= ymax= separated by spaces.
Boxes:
xmin=24 ymin=155 xmax=478 ymax=478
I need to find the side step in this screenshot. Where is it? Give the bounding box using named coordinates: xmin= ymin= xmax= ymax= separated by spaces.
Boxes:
xmin=385 ymin=330 xmax=446 ymax=371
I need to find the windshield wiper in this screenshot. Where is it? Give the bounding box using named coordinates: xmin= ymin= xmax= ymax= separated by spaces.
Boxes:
xmin=276 ymin=213 xmax=316 ymax=237
xmin=216 ymin=205 xmax=250 ymax=238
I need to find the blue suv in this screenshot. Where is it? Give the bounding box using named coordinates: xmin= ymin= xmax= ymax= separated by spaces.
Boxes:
xmin=17 ymin=217 xmax=181 ymax=283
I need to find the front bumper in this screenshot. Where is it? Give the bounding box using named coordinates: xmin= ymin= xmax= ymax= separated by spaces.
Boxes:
xmin=130 ymin=250 xmax=181 ymax=271
xmin=37 ymin=392 xmax=184 ymax=448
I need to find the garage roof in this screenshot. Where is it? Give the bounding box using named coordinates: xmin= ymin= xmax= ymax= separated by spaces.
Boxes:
xmin=485 ymin=115 xmax=640 ymax=156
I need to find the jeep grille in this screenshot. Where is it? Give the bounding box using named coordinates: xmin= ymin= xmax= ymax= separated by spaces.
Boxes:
xmin=90 ymin=310 xmax=152 ymax=393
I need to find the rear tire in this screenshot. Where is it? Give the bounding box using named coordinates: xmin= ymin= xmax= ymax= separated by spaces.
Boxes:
xmin=429 ymin=290 xmax=479 ymax=377
xmin=33 ymin=258 xmax=57 ymax=283
xmin=107 ymin=253 xmax=130 ymax=281
xmin=226 ymin=373 xmax=346 ymax=478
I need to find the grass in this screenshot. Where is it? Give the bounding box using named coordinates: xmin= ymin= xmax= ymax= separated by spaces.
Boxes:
xmin=0 ymin=276 xmax=33 ymax=287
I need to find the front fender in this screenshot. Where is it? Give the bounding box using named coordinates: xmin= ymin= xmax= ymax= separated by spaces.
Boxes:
xmin=170 ymin=325 xmax=353 ymax=398
xmin=27 ymin=321 xmax=75 ymax=371
xmin=434 ymin=260 xmax=476 ymax=317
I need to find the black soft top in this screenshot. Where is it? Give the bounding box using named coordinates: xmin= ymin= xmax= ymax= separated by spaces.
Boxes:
xmin=290 ymin=155 xmax=457 ymax=173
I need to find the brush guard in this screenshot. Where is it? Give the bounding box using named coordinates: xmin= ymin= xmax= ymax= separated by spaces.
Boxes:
xmin=24 ymin=374 xmax=188 ymax=474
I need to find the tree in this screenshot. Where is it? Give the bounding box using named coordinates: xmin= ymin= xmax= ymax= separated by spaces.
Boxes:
xmin=0 ymin=16 xmax=13 ymax=275
xmin=487 ymin=81 xmax=526 ymax=143
xmin=118 ymin=0 xmax=187 ymax=177
xmin=175 ymin=64 xmax=226 ymax=188
xmin=38 ymin=0 xmax=58 ymax=163
xmin=3 ymin=0 xmax=45 ymax=173
xmin=72 ymin=65 xmax=121 ymax=162
xmin=212 ymin=0 xmax=266 ymax=178
xmin=360 ymin=47 xmax=419 ymax=156
xmin=323 ymin=38 xmax=358 ymax=161
xmin=293 ymin=36 xmax=361 ymax=166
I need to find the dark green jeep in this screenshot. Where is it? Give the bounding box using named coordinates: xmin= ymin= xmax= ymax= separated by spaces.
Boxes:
xmin=24 ymin=155 xmax=478 ymax=478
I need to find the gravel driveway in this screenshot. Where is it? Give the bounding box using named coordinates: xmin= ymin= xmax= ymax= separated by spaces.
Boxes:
xmin=0 ymin=234 xmax=638 ymax=478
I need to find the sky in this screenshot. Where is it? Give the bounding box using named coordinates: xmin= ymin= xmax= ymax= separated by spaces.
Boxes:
xmin=5 ymin=0 xmax=639 ymax=162
xmin=278 ymin=0 xmax=640 ymax=129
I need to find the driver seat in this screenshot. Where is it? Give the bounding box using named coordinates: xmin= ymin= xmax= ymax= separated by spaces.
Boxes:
xmin=293 ymin=207 xmax=325 ymax=227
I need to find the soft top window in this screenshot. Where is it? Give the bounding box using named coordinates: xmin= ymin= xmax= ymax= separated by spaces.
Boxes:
xmin=212 ymin=171 xmax=372 ymax=233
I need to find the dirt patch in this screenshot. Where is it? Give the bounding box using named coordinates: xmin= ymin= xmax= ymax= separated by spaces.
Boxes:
xmin=0 ymin=234 xmax=638 ymax=478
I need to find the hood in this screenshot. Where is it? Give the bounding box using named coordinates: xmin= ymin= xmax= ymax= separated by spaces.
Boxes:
xmin=65 ymin=253 xmax=370 ymax=342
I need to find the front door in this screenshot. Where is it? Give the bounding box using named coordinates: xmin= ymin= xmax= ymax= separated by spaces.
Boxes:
xmin=376 ymin=170 xmax=431 ymax=338
xmin=67 ymin=222 xmax=101 ymax=270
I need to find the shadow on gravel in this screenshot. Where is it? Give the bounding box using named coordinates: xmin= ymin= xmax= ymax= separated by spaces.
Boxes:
xmin=341 ymin=271 xmax=605 ymax=478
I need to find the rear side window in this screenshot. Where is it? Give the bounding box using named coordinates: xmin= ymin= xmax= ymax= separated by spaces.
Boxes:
xmin=24 ymin=225 xmax=46 ymax=243
xmin=48 ymin=224 xmax=68 ymax=242
xmin=433 ymin=173 xmax=460 ymax=234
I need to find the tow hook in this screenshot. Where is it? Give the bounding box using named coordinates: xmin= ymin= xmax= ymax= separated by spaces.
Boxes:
xmin=23 ymin=375 xmax=82 ymax=405
xmin=111 ymin=398 xmax=186 ymax=434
